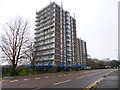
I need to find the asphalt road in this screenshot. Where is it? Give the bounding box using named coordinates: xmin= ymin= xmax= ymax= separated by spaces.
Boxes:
xmin=94 ymin=69 xmax=118 ymax=89
xmin=2 ymin=69 xmax=118 ymax=89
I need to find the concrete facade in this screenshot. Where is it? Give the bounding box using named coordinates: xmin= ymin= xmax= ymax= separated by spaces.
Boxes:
xmin=34 ymin=2 xmax=87 ymax=67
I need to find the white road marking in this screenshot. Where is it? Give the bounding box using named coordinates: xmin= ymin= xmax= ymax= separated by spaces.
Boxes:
xmin=24 ymin=79 xmax=30 ymax=81
xmin=10 ymin=80 xmax=18 ymax=82
xmin=64 ymin=74 xmax=67 ymax=76
xmin=44 ymin=77 xmax=49 ymax=78
xmin=54 ymin=79 xmax=71 ymax=85
xmin=35 ymin=78 xmax=40 ymax=79
xmin=96 ymin=72 xmax=99 ymax=74
xmin=58 ymin=75 xmax=62 ymax=76
xmin=87 ymin=74 xmax=93 ymax=76
xmin=94 ymin=73 xmax=98 ymax=75
xmin=76 ymin=76 xmax=85 ymax=79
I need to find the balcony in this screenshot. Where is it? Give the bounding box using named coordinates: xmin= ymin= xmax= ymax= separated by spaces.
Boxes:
xmin=35 ymin=30 xmax=54 ymax=39
xmin=35 ymin=15 xmax=55 ymax=26
xmin=36 ymin=53 xmax=54 ymax=58
xmin=37 ymin=51 xmax=55 ymax=56
xmin=34 ymin=35 xmax=55 ymax=43
xmin=35 ymin=21 xmax=55 ymax=33
xmin=36 ymin=9 xmax=55 ymax=19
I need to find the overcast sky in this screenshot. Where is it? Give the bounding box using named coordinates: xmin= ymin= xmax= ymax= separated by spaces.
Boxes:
xmin=0 ymin=0 xmax=119 ymax=60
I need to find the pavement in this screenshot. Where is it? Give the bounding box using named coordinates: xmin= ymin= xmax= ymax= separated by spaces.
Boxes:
xmin=1 ymin=69 xmax=119 ymax=89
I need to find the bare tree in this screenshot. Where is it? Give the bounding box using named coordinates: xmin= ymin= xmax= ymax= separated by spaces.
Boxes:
xmin=23 ymin=38 xmax=36 ymax=70
xmin=0 ymin=17 xmax=30 ymax=76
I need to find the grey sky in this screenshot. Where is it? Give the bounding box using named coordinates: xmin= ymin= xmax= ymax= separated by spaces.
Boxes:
xmin=0 ymin=0 xmax=118 ymax=60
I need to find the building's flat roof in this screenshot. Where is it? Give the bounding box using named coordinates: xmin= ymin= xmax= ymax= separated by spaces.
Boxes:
xmin=36 ymin=2 xmax=75 ymax=20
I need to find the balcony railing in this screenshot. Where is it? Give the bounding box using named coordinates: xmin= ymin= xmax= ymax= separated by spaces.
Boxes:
xmin=35 ymin=30 xmax=54 ymax=39
xmin=35 ymin=22 xmax=55 ymax=33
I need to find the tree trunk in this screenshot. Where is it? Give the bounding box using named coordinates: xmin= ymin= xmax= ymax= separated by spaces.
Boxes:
xmin=31 ymin=61 xmax=35 ymax=73
xmin=11 ymin=64 xmax=17 ymax=76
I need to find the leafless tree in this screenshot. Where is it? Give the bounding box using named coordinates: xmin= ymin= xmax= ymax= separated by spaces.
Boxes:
xmin=23 ymin=38 xmax=36 ymax=70
xmin=0 ymin=17 xmax=30 ymax=75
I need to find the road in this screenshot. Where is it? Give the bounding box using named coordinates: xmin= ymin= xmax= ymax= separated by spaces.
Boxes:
xmin=94 ymin=69 xmax=118 ymax=89
xmin=2 ymin=69 xmax=118 ymax=89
